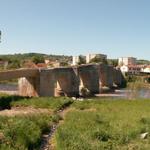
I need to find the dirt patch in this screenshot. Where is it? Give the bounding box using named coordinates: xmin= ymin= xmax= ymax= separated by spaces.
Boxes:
xmin=0 ymin=107 xmax=52 ymax=117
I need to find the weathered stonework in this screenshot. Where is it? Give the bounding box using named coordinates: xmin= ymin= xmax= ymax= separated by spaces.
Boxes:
xmin=54 ymin=67 xmax=79 ymax=97
xmin=39 ymin=69 xmax=56 ymax=96
xmin=113 ymin=69 xmax=122 ymax=87
xmin=78 ymin=64 xmax=99 ymax=95
xmin=18 ymin=76 xmax=40 ymax=97
xmin=0 ymin=64 xmax=125 ymax=97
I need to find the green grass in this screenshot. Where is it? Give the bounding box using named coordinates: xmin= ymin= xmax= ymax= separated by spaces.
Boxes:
xmin=55 ymin=98 xmax=150 ymax=150
xmin=0 ymin=95 xmax=73 ymax=150
xmin=11 ymin=97 xmax=73 ymax=111
xmin=0 ymin=95 xmax=73 ymax=111
xmin=0 ymin=114 xmax=53 ymax=150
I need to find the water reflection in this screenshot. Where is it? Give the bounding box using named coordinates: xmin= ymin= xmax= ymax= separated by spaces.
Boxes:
xmin=126 ymin=88 xmax=150 ymax=99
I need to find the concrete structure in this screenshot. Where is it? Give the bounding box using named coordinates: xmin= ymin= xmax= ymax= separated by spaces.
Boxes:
xmin=118 ymin=57 xmax=136 ymax=66
xmin=86 ymin=53 xmax=107 ymax=63
xmin=0 ymin=64 xmax=125 ymax=97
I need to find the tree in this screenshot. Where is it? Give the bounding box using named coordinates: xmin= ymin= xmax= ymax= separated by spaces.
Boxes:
xmin=31 ymin=55 xmax=45 ymax=64
xmin=107 ymin=59 xmax=118 ymax=67
xmin=60 ymin=61 xmax=68 ymax=66
xmin=89 ymin=56 xmax=108 ymax=64
xmin=7 ymin=59 xmax=21 ymax=69
xmin=77 ymin=55 xmax=86 ymax=65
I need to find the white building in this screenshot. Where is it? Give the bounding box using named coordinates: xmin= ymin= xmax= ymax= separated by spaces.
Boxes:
xmin=86 ymin=53 xmax=107 ymax=63
xmin=141 ymin=66 xmax=150 ymax=73
xmin=72 ymin=56 xmax=80 ymax=65
xmin=118 ymin=57 xmax=137 ymax=66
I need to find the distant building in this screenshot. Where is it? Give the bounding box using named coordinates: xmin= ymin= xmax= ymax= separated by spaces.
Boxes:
xmin=120 ymin=65 xmax=141 ymax=75
xmin=72 ymin=56 xmax=80 ymax=65
xmin=86 ymin=53 xmax=107 ymax=63
xmin=72 ymin=55 xmax=86 ymax=65
xmin=141 ymin=65 xmax=150 ymax=73
xmin=44 ymin=59 xmax=50 ymax=64
xmin=118 ymin=57 xmax=137 ymax=66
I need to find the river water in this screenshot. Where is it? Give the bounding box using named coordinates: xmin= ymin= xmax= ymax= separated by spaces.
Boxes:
xmin=0 ymin=83 xmax=18 ymax=95
xmin=124 ymin=88 xmax=150 ymax=99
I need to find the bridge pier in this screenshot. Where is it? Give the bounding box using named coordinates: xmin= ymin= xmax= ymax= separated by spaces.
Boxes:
xmin=54 ymin=67 xmax=79 ymax=97
xmin=18 ymin=76 xmax=40 ymax=97
xmin=99 ymin=64 xmax=114 ymax=92
xmin=113 ymin=69 xmax=122 ymax=87
xmin=78 ymin=64 xmax=99 ymax=95
xmin=39 ymin=69 xmax=56 ymax=96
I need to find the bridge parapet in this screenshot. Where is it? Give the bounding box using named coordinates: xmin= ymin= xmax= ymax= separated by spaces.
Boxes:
xmin=0 ymin=68 xmax=39 ymax=81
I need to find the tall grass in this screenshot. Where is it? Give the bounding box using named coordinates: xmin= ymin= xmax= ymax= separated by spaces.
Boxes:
xmin=11 ymin=97 xmax=73 ymax=111
xmin=0 ymin=95 xmax=73 ymax=111
xmin=0 ymin=114 xmax=53 ymax=150
xmin=55 ymin=99 xmax=150 ymax=150
xmin=0 ymin=95 xmax=73 ymax=150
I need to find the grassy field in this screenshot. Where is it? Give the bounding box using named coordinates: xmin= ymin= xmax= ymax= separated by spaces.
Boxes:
xmin=0 ymin=95 xmax=72 ymax=150
xmin=1 ymin=95 xmax=150 ymax=150
xmin=54 ymin=98 xmax=150 ymax=150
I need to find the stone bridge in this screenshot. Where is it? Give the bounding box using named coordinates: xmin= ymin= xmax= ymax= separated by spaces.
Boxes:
xmin=0 ymin=64 xmax=125 ymax=97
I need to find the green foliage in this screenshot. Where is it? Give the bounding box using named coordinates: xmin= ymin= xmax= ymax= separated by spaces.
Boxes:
xmin=107 ymin=59 xmax=118 ymax=67
xmin=31 ymin=55 xmax=44 ymax=64
xmin=11 ymin=97 xmax=73 ymax=111
xmin=89 ymin=56 xmax=108 ymax=64
xmin=59 ymin=61 xmax=68 ymax=66
xmin=7 ymin=59 xmax=21 ymax=69
xmin=0 ymin=53 xmax=72 ymax=70
xmin=77 ymin=55 xmax=86 ymax=65
xmin=0 ymin=114 xmax=53 ymax=150
xmin=0 ymin=95 xmax=25 ymax=109
xmin=126 ymin=75 xmax=139 ymax=82
xmin=137 ymin=59 xmax=150 ymax=65
xmin=55 ymin=99 xmax=150 ymax=150
xmin=0 ymin=95 xmax=73 ymax=150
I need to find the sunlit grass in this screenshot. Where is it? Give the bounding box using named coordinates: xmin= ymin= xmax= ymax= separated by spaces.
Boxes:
xmin=55 ymin=98 xmax=150 ymax=150
xmin=0 ymin=95 xmax=73 ymax=150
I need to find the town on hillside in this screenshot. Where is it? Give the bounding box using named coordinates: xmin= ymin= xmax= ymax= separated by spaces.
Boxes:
xmin=0 ymin=53 xmax=150 ymax=75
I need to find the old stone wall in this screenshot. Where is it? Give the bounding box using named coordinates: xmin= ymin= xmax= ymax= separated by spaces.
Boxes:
xmin=18 ymin=76 xmax=40 ymax=97
xmin=54 ymin=67 xmax=79 ymax=97
xmin=39 ymin=69 xmax=56 ymax=96
xmin=113 ymin=69 xmax=122 ymax=87
xmin=78 ymin=64 xmax=99 ymax=94
xmin=0 ymin=65 xmax=125 ymax=97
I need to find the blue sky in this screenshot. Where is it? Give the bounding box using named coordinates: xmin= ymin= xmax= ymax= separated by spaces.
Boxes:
xmin=0 ymin=0 xmax=150 ymax=59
